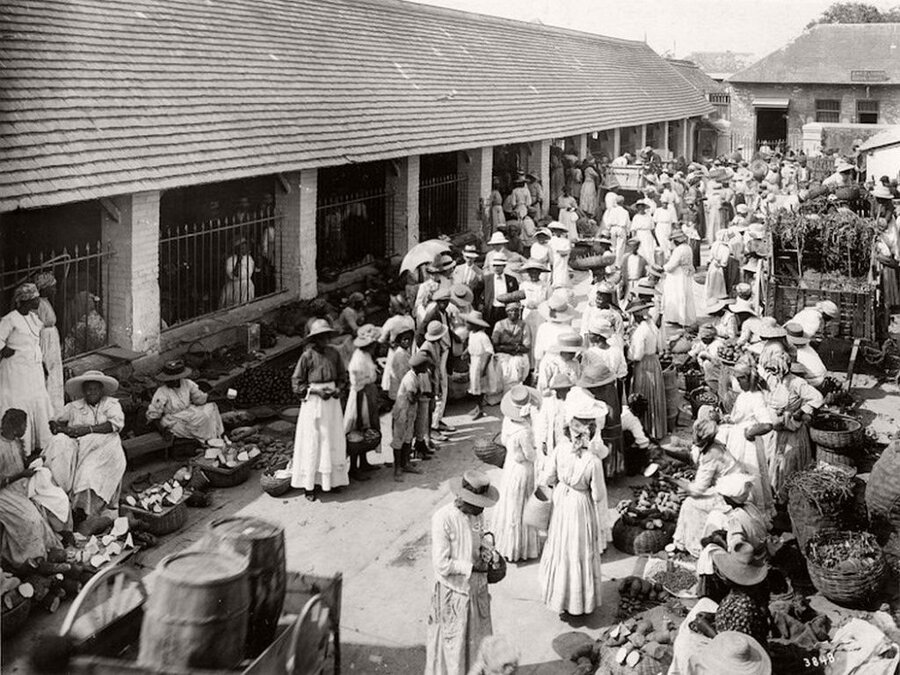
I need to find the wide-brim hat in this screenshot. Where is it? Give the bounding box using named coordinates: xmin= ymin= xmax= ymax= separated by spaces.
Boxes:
xmin=669 ymin=228 xmax=687 ymax=241
xmin=464 ymin=311 xmax=490 ymax=329
xmin=500 ymin=385 xmax=540 ymax=421
xmin=521 ymin=259 xmax=548 ymax=273
xmin=835 ymin=159 xmax=855 ymax=173
xmin=65 ymin=370 xmax=119 ymax=399
xmin=755 ymin=318 xmax=787 ymax=340
xmin=691 ymin=631 xmax=771 ymax=675
xmin=548 ymin=372 xmax=574 ymax=390
xmin=587 ymin=317 xmax=614 ymax=338
xmin=450 ymin=470 xmax=499 ymax=508
xmin=432 ymin=287 xmax=452 ymax=303
xmin=635 ymin=283 xmax=661 ymax=297
xmin=424 ymin=320 xmax=449 ymax=341
xmin=576 ymin=360 xmax=613 ymax=388
xmin=712 ymin=542 xmax=769 ymax=586
xmin=706 ymin=298 xmax=729 ymax=314
xmin=408 ymin=351 xmax=431 ymax=369
xmin=872 ymin=184 xmax=893 ymax=199
xmin=626 ymin=300 xmax=654 ymax=314
xmin=784 ymin=321 xmax=809 ymax=345
xmin=155 ymin=359 xmax=193 ymax=383
xmin=534 ymin=227 xmax=552 ymax=239
xmin=550 ymin=332 xmax=584 ymax=354
xmin=548 ymin=221 xmax=568 ymax=232
xmin=449 ymin=284 xmax=474 ymax=307
xmin=462 ymin=244 xmax=480 ymax=259
xmin=728 ymin=298 xmax=757 ymax=316
xmin=488 ymin=232 xmax=509 ymax=245
xmin=353 ymin=324 xmax=381 ymax=347
xmin=490 ymin=254 xmax=508 ymax=267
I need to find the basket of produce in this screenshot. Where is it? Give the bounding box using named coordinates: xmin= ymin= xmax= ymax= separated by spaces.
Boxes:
xmin=688 ymin=387 xmax=719 ymax=417
xmin=786 ymin=466 xmax=858 ymax=550
xmin=569 ymin=255 xmax=607 ymax=271
xmin=805 ymin=530 xmax=887 ymax=608
xmin=612 ymin=520 xmax=675 ymax=556
xmin=716 ymin=341 xmax=742 ymax=367
xmin=596 ymin=618 xmax=674 ymax=675
xmin=121 ymin=500 xmax=187 ymax=536
xmin=260 ymin=463 xmax=292 ymax=497
xmin=346 ymin=428 xmax=381 ymax=454
xmin=682 ymin=369 xmax=704 ymax=394
xmin=816 ymin=446 xmax=857 ymax=470
xmin=616 ymin=576 xmax=670 ymax=618
xmin=809 ymin=413 xmax=862 ymax=452
xmin=193 ymin=438 xmax=259 ymax=487
xmin=645 ymin=558 xmax=699 ymax=598
xmin=496 ymin=290 xmax=526 ymax=304
xmin=474 ymin=434 xmax=506 ymax=468
xmin=121 ymin=477 xmax=189 ymax=535
xmin=612 ymin=477 xmax=683 ymax=556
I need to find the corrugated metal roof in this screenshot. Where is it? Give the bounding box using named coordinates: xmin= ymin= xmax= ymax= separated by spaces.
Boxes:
xmin=0 ymin=0 xmax=713 ymax=212
xmin=729 ymin=23 xmax=900 ymax=85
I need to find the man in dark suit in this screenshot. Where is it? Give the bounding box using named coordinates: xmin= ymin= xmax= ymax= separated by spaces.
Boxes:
xmin=481 ymin=255 xmax=519 ymax=328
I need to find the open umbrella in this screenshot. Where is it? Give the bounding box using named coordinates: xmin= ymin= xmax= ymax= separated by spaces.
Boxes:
xmin=400 ymin=239 xmax=452 ymax=276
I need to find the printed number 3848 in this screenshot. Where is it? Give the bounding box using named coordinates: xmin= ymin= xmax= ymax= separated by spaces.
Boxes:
xmin=804 ymin=652 xmax=835 ymax=668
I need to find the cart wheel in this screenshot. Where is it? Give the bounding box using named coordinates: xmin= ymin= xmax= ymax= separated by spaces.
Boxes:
xmin=286 ymin=594 xmax=331 ymax=675
xmin=59 ymin=564 xmax=147 ymax=641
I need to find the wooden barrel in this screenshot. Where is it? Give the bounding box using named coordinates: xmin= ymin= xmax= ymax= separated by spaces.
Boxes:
xmin=205 ymin=516 xmax=287 ymax=657
xmin=138 ymin=550 xmax=249 ymax=669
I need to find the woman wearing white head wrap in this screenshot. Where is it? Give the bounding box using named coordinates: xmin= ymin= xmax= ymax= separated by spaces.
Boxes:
xmin=0 ymin=283 xmax=53 ymax=455
xmin=34 ymin=271 xmax=64 ymax=417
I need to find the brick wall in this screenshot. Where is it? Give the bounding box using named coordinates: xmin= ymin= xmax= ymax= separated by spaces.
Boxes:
xmin=729 ymin=82 xmax=900 ymax=151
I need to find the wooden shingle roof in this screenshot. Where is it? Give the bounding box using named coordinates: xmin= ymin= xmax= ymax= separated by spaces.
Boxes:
xmin=0 ymin=0 xmax=713 ymax=212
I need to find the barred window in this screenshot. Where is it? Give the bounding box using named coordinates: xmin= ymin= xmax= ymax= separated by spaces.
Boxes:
xmin=815 ymin=99 xmax=841 ymax=123
xmin=856 ymin=100 xmax=879 ymax=124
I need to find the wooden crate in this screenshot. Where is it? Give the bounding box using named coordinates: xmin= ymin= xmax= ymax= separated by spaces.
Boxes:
xmin=767 ymin=277 xmax=878 ymax=341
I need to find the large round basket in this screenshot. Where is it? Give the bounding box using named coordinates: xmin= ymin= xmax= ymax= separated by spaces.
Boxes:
xmin=809 ymin=415 xmax=862 ymax=453
xmin=612 ymin=519 xmax=675 ymax=556
xmin=683 ymin=371 xmax=704 ymax=393
xmin=816 ymin=446 xmax=857 ymax=471
xmin=1 ymin=597 xmax=31 ymax=637
xmin=596 ymin=642 xmax=671 ymax=675
xmin=474 ymin=435 xmax=506 ymax=468
xmin=805 ymin=530 xmax=887 ymax=609
xmin=346 ymin=428 xmax=381 ymax=454
xmin=569 ymin=255 xmax=607 ymax=271
xmin=787 ymin=488 xmax=849 ymax=552
xmin=688 ymin=387 xmax=719 ymax=418
xmin=496 ymin=290 xmax=526 ymax=304
xmin=120 ymin=500 xmax=188 ymax=536
xmin=260 ymin=471 xmax=291 ymax=497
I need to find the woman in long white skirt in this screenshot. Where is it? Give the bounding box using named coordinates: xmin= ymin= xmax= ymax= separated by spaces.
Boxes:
xmin=491 ymin=386 xmax=542 ymax=562
xmin=539 ymin=397 xmax=606 ymax=616
xmin=290 ymin=320 xmax=350 ymax=500
xmin=661 ymin=229 xmax=697 ymax=327
xmin=705 ymin=230 xmax=730 ymax=302
xmin=35 ymin=272 xmax=64 ymax=417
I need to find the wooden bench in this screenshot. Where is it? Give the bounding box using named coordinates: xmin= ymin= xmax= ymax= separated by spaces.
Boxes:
xmin=122 ymin=432 xmax=198 ymax=465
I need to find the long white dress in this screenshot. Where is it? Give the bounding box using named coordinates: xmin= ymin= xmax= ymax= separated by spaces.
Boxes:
xmin=44 ymin=396 xmax=127 ymax=516
xmin=146 ymin=379 xmax=224 ymax=441
xmin=0 ymin=310 xmax=53 ymax=455
xmin=37 ymin=297 xmax=64 ymax=417
xmin=549 ymin=239 xmax=571 ymax=289
xmin=491 ymin=420 xmax=541 ymax=561
xmin=653 ymin=208 xmax=675 ymax=258
xmin=705 ymin=240 xmax=730 ymax=301
xmin=631 ymin=213 xmax=657 ymax=265
xmin=343 ymin=348 xmax=379 ymax=433
xmin=662 ymin=243 xmax=696 ymax=326
xmin=219 ymin=254 xmax=255 ymax=307
xmin=521 ymin=280 xmax=549 ymax=366
xmin=721 ymin=389 xmax=775 ymax=517
xmin=539 ymin=439 xmax=605 ymax=615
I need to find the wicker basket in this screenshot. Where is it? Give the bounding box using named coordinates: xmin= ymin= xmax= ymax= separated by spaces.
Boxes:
xmin=809 ymin=415 xmax=862 ymax=453
xmin=2 ymin=597 xmax=31 ymax=637
xmin=805 ymin=530 xmax=887 ymax=608
xmin=496 ymin=290 xmax=526 ymax=304
xmin=569 ymin=255 xmax=607 ymax=271
xmin=474 ymin=434 xmax=506 ymax=468
xmin=817 ymin=446 xmax=857 ymax=471
xmin=481 ymin=533 xmax=507 ymax=584
xmin=612 ymin=519 xmax=675 ymax=556
xmin=193 ymin=459 xmax=252 ymax=488
xmin=346 ymin=428 xmax=381 ymax=454
xmin=787 ymin=489 xmax=849 ymax=552
xmin=260 ymin=471 xmax=292 ymax=497
xmin=120 ymin=500 xmax=188 ymax=536
xmin=688 ymin=387 xmax=719 ymax=418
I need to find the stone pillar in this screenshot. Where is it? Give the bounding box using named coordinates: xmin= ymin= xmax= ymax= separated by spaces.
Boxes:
xmin=802 ymin=123 xmax=824 ymax=157
xmin=613 ymin=128 xmax=622 ymax=157
xmin=528 ymin=139 xmax=551 ymax=217
xmin=276 ymin=169 xmax=318 ymax=300
xmin=687 ymin=120 xmax=696 ymax=161
xmin=662 ymin=121 xmax=670 ymax=158
xmin=101 ymin=191 xmax=161 ymax=353
xmin=386 ymin=155 xmax=420 ymax=253
xmin=459 ymin=146 xmax=492 ymax=240
xmin=682 ymin=119 xmax=690 ymax=160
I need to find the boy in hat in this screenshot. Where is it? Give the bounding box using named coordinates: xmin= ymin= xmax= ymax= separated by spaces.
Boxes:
xmin=621 ymin=238 xmax=646 ymax=297
xmin=533 ymin=372 xmax=572 ymax=476
xmin=425 ymin=470 xmax=498 ymax=675
xmin=419 ymin=315 xmax=453 ymax=440
xmin=390 ymin=351 xmax=431 ymax=482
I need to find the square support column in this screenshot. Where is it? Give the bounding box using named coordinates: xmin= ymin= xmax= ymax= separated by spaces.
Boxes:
xmin=528 ymin=139 xmax=551 ymax=218
xmin=662 ymin=121 xmax=670 ymax=158
xmin=459 ymin=146 xmax=493 ymax=241
xmin=101 ymin=191 xmax=161 ymax=353
xmin=575 ymin=133 xmax=588 ymax=158
xmin=386 ymin=155 xmax=420 ymax=254
xmin=613 ymin=128 xmax=622 ymax=158
xmin=640 ymin=124 xmax=648 ymax=150
xmin=276 ymin=169 xmax=318 ymax=300
xmin=682 ymin=119 xmax=689 ymax=160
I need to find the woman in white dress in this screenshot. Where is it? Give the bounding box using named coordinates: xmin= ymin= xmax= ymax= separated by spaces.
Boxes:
xmin=653 ymin=203 xmax=675 ymax=259
xmin=705 ymin=229 xmax=731 ymax=302
xmin=35 ymin=272 xmax=64 ymax=417
xmin=343 ymin=324 xmax=382 ymax=481
xmin=45 ymin=370 xmax=126 ymax=519
xmin=662 ymin=229 xmax=697 ymax=327
xmin=539 ymin=396 xmax=607 ymax=616
xmin=631 ymin=201 xmax=657 ymax=265
xmin=627 ymin=300 xmax=667 ymax=441
xmin=146 ymin=360 xmax=224 ymax=442
xmin=579 ymin=162 xmax=599 ymax=217
xmin=520 ymin=260 xmax=550 ymax=369
xmin=0 ymin=283 xmax=53 ymax=455
xmin=219 ymin=238 xmax=255 ymax=308
xmin=548 ymin=224 xmax=572 ymax=289
xmin=492 ymin=386 xmax=542 ymax=562
xmin=533 ymin=372 xmax=572 ymax=481
xmin=466 ymin=311 xmax=502 ymax=419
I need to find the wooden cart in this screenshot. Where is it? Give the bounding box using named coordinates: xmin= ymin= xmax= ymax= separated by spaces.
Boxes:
xmin=60 ymin=563 xmax=342 ymax=675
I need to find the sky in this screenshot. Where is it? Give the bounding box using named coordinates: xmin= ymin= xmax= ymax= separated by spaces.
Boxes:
xmin=410 ymin=0 xmax=898 ymax=61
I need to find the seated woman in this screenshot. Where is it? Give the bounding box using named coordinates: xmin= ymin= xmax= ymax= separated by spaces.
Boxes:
xmin=0 ymin=409 xmax=64 ymax=567
xmin=44 ymin=371 xmax=126 ymax=520
xmin=146 ymin=360 xmax=224 ymax=442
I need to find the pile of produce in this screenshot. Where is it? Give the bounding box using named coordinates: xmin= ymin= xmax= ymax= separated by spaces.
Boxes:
xmin=69 ymin=516 xmax=138 ymax=568
xmin=650 ymin=565 xmax=697 ymax=595
xmin=122 ymin=481 xmax=184 ymax=514
xmin=785 ymin=465 xmax=856 ymax=516
xmin=198 ymin=437 xmax=261 ymax=469
xmin=806 ymin=530 xmax=883 ymax=573
xmin=601 ymin=617 xmax=676 ymax=669
xmin=232 ymin=364 xmax=297 ymax=407
xmin=616 ymin=470 xmax=690 ymax=527
xmin=716 ymin=341 xmax=742 ymax=365
xmin=616 ymin=576 xmax=670 ymax=618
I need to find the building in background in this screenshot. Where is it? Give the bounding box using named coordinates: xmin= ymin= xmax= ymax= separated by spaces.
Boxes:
xmin=727 ymin=23 xmax=900 ymax=155
xmin=669 ymin=58 xmax=731 ymax=159
xmin=683 ymin=51 xmax=755 ymax=82
xmin=859 ymin=128 xmax=900 ymax=182
xmin=0 ymin=0 xmax=711 ymax=363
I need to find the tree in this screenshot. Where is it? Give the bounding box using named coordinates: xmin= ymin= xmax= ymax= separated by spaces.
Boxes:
xmin=806 ymin=1 xmax=900 ymax=27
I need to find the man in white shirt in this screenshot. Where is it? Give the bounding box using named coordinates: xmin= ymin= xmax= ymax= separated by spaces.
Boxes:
xmin=790 ymin=300 xmax=839 ymax=340
xmin=785 ymin=322 xmax=827 ymax=388
xmin=425 ymin=470 xmax=498 ymax=675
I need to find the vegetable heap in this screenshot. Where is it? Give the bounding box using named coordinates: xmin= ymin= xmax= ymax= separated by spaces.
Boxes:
xmin=785 ymin=465 xmax=856 ymax=516
xmin=650 ymin=566 xmax=697 ymax=594
xmin=603 ymin=617 xmax=677 ymax=668
xmin=806 ymin=530 xmax=883 ymax=573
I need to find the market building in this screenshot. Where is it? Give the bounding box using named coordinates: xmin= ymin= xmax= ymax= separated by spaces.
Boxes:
xmin=859 ymin=127 xmax=900 ymax=181
xmin=668 ymin=58 xmax=731 ymax=158
xmin=727 ymin=23 xmax=900 ymax=154
xmin=0 ymin=0 xmax=711 ymax=365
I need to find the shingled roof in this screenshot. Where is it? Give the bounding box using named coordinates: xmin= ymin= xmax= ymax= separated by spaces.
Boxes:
xmin=667 ymin=59 xmax=726 ymax=96
xmin=0 ymin=0 xmax=713 ymax=212
xmin=729 ymin=23 xmax=900 ymax=85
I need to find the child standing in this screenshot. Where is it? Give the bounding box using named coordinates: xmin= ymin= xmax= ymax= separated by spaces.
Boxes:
xmin=465 ymin=311 xmax=501 ymax=419
xmin=390 ymin=351 xmax=431 ymax=482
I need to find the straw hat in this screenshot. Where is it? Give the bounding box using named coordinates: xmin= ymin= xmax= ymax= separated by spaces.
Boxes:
xmin=711 ymin=542 xmax=769 ymax=586
xmin=625 ymin=299 xmax=654 ymax=314
xmin=835 ymin=159 xmax=855 ymax=173
xmin=669 ymin=228 xmax=687 ymax=242
xmin=715 ymin=473 xmax=754 ymax=503
xmin=534 ymin=227 xmax=552 ymax=239
xmin=587 ymin=317 xmax=614 ymax=339
xmin=427 ymin=253 xmax=456 ymax=274
xmin=706 ymin=298 xmax=729 ymax=314
xmin=353 ymin=324 xmax=381 ymax=347
xmin=500 ymin=385 xmax=540 ymax=421
xmin=542 ymin=293 xmax=574 ymax=323
xmin=784 ymin=322 xmax=809 ymax=346
xmin=755 ymin=317 xmax=786 ymax=340
xmin=521 ymin=259 xmax=548 ymax=274
xmin=566 ymin=394 xmax=603 ymax=421
xmin=635 ymin=283 xmax=661 ymax=297
xmin=409 ymin=351 xmax=431 ymax=369
xmin=432 ymin=287 xmax=451 ymax=303
xmin=490 ymin=254 xmax=508 ymax=267
xmin=728 ymin=298 xmax=757 ymax=316
xmin=815 ymin=299 xmax=839 ymax=318
xmin=450 ymin=470 xmax=499 ymax=508
xmin=547 ymin=372 xmax=574 ymax=391
xmin=747 ymin=223 xmax=766 ymax=240
xmin=550 ymin=332 xmax=583 ymax=354
xmin=548 ymin=221 xmax=568 ymax=232
xmin=462 ymin=244 xmax=480 ymax=259
xmin=576 ymin=359 xmax=613 ymax=388
xmin=424 ymin=320 xmax=448 ymax=341
xmin=65 ymin=369 xmax=119 ymax=400
xmin=464 ymin=311 xmax=490 ymax=329
xmin=689 ymin=632 xmax=771 ymax=675
xmin=872 ymin=183 xmax=893 ymax=200
xmin=305 ymin=318 xmax=337 ymax=342
xmin=488 ymin=231 xmax=509 ymax=246
xmin=449 ymin=284 xmax=474 ymax=308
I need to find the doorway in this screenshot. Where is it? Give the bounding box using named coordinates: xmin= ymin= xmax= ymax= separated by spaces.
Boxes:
xmin=755 ymin=108 xmax=787 ymax=148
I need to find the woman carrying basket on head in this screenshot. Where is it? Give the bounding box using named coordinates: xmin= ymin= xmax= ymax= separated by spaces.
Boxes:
xmin=343 ymin=324 xmax=383 ymax=482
